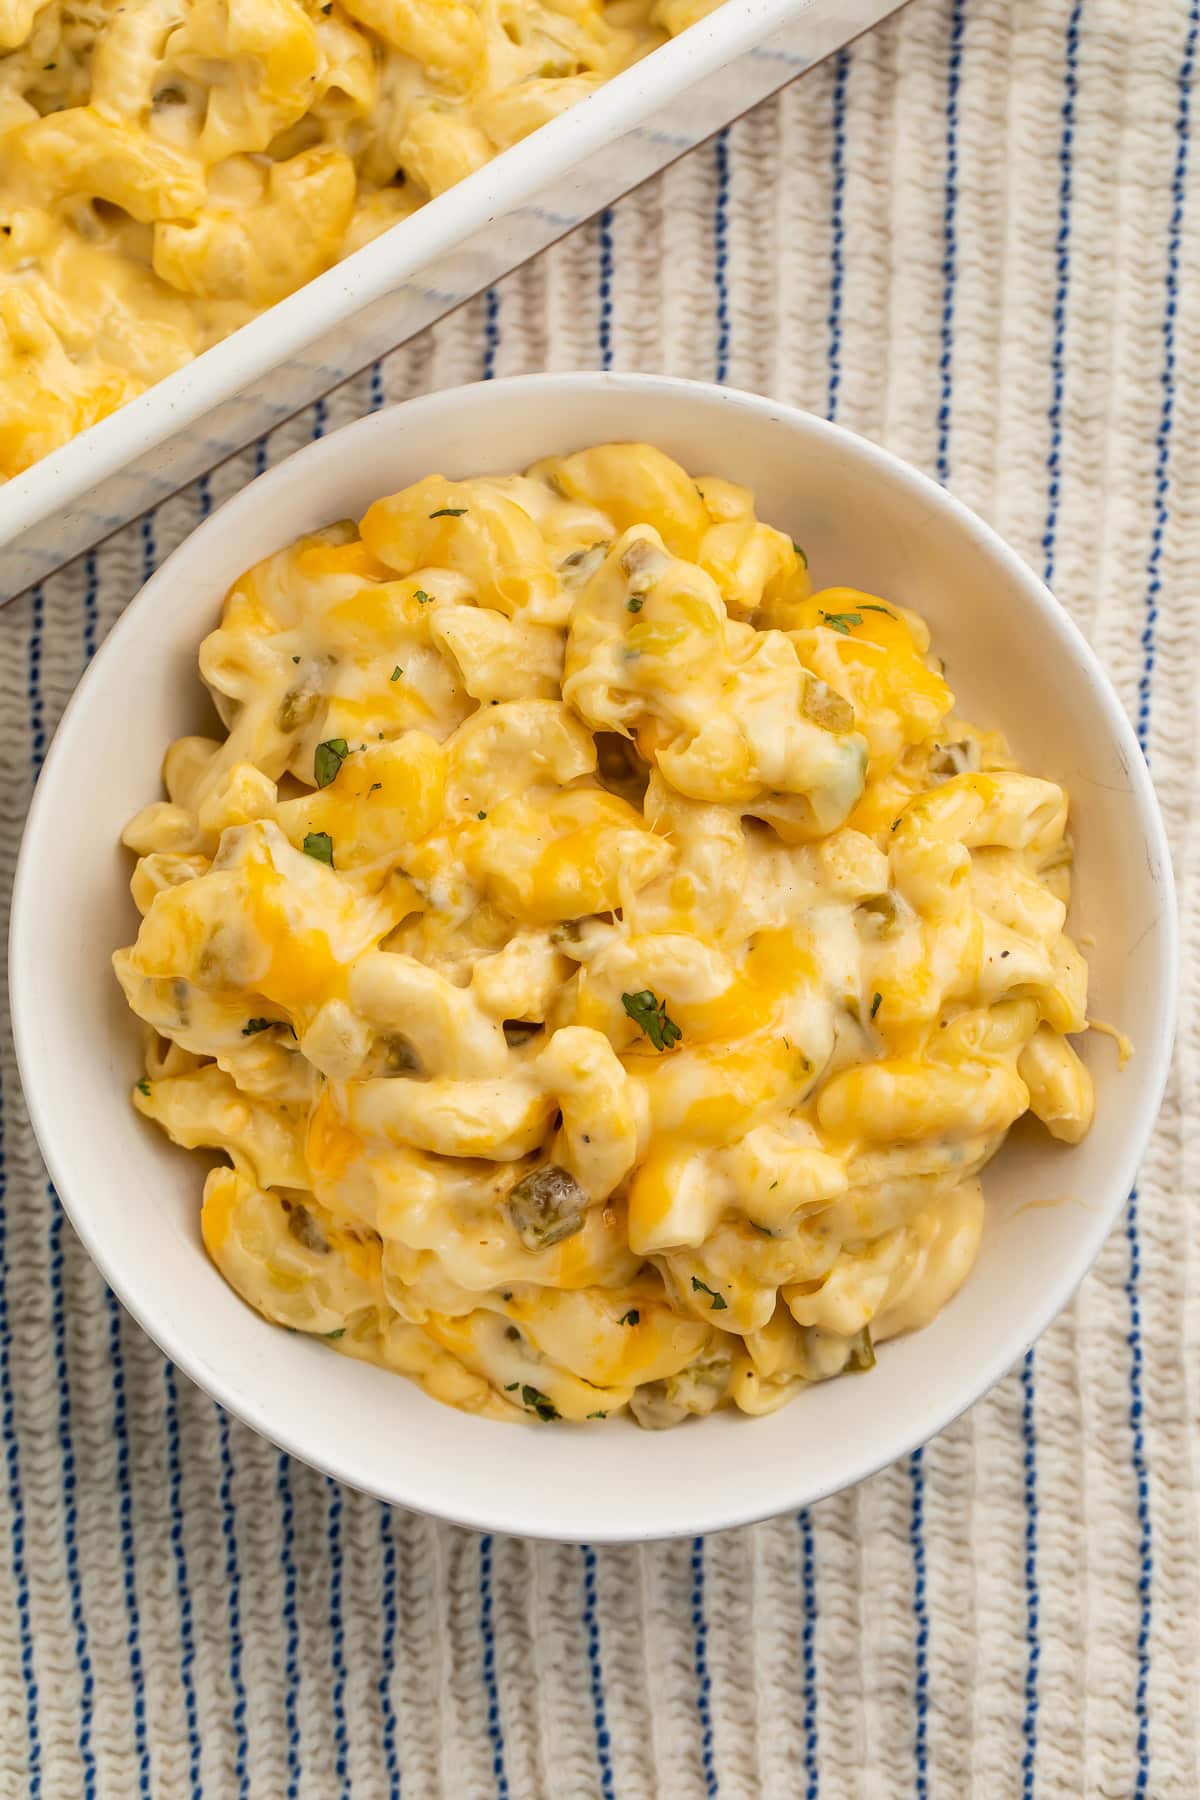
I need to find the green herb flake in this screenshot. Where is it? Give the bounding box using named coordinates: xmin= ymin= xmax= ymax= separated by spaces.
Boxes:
xmin=504 ymin=1381 xmax=519 ymax=1392
xmin=368 ymin=782 xmax=382 ymax=795
xmin=313 ymin=736 xmax=349 ymax=788
xmin=792 ymin=541 xmax=808 ymax=566
xmin=621 ymin=988 xmax=682 ymax=1052
xmin=413 ymin=589 xmax=432 ymax=604
xmin=626 ymin=596 xmax=644 ymax=613
xmin=691 ymin=1275 xmax=728 ymax=1312
xmin=324 ymin=1328 xmax=345 ymax=1339
xmin=242 ymin=1017 xmax=277 ymax=1036
xmin=477 ymin=809 xmax=487 ymax=820
xmin=871 ymin=991 xmax=883 ymax=1019
xmin=303 ymin=831 xmax=334 ymax=867
xmin=291 ymin=655 xmax=301 ymax=664
xmin=135 ymin=1077 xmax=151 ymax=1097
xmin=858 ymin=603 xmax=896 ymax=618
xmin=429 ymin=507 xmax=467 ymax=519
xmin=619 ymin=1309 xmax=640 ymax=1326
xmin=587 ymin=1410 xmax=608 ymax=1419
xmin=390 ymin=665 xmax=402 ymax=681
xmin=521 ymin=1383 xmax=560 ymax=1422
xmin=768 ymin=1179 xmax=779 ymax=1191
xmin=819 ymin=610 xmax=862 ymax=635
xmin=847 ymin=1325 xmax=876 ymax=1372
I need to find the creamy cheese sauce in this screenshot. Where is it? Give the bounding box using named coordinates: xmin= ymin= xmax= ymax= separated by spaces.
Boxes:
xmin=115 ymin=442 xmax=1097 ymax=1426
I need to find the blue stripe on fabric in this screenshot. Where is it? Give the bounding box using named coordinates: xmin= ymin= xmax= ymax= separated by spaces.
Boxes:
xmin=34 ymin=582 xmax=96 ymax=1793
xmin=1125 ymin=1188 xmax=1152 ymax=1793
xmin=798 ymin=1509 xmax=819 ymax=1798
xmin=1019 ymin=1352 xmax=1040 ymax=1792
xmin=713 ymin=131 xmax=730 ymax=384
xmin=163 ymin=1367 xmax=202 ymax=1800
xmin=81 ymin=553 xmax=99 ymax=663
xmin=109 ymin=1258 xmax=151 ymax=1795
xmin=580 ymin=1547 xmax=614 ymax=1799
xmin=326 ymin=1479 xmax=350 ymax=1793
xmin=29 ymin=584 xmax=45 ymax=770
xmin=909 ymin=1448 xmax=930 ymax=1798
xmin=827 ymin=49 xmax=850 ymax=421
xmin=378 ymin=1507 xmax=401 ymax=1798
xmin=1128 ymin=6 xmax=1198 ymax=1787
xmin=48 ymin=1194 xmax=96 ymax=1795
xmin=276 ymin=1456 xmax=302 ymax=1800
xmin=935 ymin=0 xmax=966 ymax=490
xmin=313 ymin=397 xmax=328 ymax=440
xmin=1040 ymin=2 xmax=1082 ymax=592
xmin=370 ymin=360 xmax=385 ymax=411
xmin=483 ymin=288 xmax=501 ymax=380
xmin=598 ymin=209 xmax=615 ymax=371
xmin=690 ymin=1537 xmax=717 ymax=1798
xmin=478 ymin=1535 xmax=509 ymax=1797
xmin=216 ymin=1410 xmax=249 ymax=1797
xmin=0 ymin=1069 xmax=40 ymax=1792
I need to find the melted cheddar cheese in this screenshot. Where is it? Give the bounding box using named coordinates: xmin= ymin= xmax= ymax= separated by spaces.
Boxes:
xmin=115 ymin=442 xmax=1097 ymax=1427
xmin=0 ymin=0 xmax=721 ymax=478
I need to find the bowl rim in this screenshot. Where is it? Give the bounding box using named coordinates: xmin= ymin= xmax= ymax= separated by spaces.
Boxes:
xmin=10 ymin=371 xmax=1179 ymax=1541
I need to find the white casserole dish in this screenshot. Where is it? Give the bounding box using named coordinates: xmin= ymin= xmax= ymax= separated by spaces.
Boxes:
xmin=10 ymin=373 xmax=1177 ymax=1542
xmin=0 ymin=0 xmax=911 ymax=601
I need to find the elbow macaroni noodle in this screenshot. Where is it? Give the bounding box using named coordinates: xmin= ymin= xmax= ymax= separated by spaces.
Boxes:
xmin=0 ymin=0 xmax=720 ymax=478
xmin=115 ymin=442 xmax=1097 ymax=1427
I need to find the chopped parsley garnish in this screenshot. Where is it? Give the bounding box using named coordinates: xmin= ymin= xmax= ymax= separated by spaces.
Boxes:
xmin=291 ymin=655 xmax=301 ymax=664
xmin=871 ymin=992 xmax=883 ymax=1019
xmin=413 ymin=589 xmax=432 ymax=604
xmin=768 ymin=1179 xmax=779 ymax=1191
xmin=324 ymin=1328 xmax=345 ymax=1339
xmin=819 ymin=610 xmax=862 ymax=635
xmin=504 ymin=1381 xmax=519 ymax=1392
xmin=302 ymin=831 xmax=334 ymax=866
xmin=242 ymin=1018 xmax=276 ymax=1036
xmin=521 ymin=1384 xmax=560 ymax=1421
xmin=619 ymin=1309 xmax=639 ymax=1326
xmin=858 ymin=603 xmax=896 ymax=617
xmin=136 ymin=1077 xmax=151 ymax=1097
xmin=429 ymin=507 xmax=467 ymax=518
xmin=626 ymin=596 xmax=644 ymax=613
xmin=390 ymin=666 xmax=402 ymax=680
xmin=691 ymin=1276 xmax=728 ymax=1312
xmin=314 ymin=737 xmax=349 ymax=788
xmin=477 ymin=809 xmax=487 ymax=820
xmin=587 ymin=1410 xmax=608 ymax=1419
xmin=368 ymin=782 xmax=382 ymax=794
xmin=621 ymin=989 xmax=681 ymax=1052
xmin=792 ymin=542 xmax=808 ymax=567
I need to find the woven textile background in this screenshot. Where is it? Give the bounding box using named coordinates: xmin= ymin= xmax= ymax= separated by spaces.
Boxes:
xmin=1 ymin=0 xmax=1198 ymax=1791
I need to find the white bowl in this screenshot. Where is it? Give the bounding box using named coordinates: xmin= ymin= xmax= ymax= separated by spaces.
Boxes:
xmin=10 ymin=374 xmax=1177 ymax=1543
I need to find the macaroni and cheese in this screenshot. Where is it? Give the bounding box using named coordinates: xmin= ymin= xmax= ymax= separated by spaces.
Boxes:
xmin=0 ymin=0 xmax=719 ymax=478
xmin=114 ymin=442 xmax=1096 ymax=1427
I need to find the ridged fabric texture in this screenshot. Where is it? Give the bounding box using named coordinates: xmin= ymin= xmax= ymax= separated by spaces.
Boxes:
xmin=2 ymin=0 xmax=1198 ymax=1791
